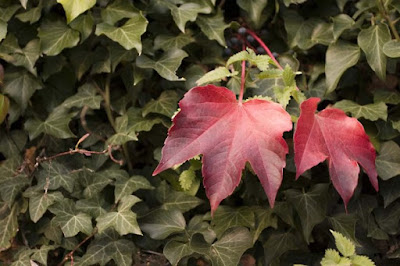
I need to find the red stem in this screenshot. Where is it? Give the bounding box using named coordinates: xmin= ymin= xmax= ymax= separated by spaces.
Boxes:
xmin=246 ymin=29 xmax=283 ymax=70
xmin=239 ymin=60 xmax=246 ymax=104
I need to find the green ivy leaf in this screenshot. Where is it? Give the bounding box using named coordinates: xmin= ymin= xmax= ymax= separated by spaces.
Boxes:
xmin=35 ymin=161 xmax=76 ymax=193
xmin=162 ymin=190 xmax=204 ymax=213
xmin=31 ymin=245 xmax=56 ymax=265
xmin=237 ymin=0 xmax=268 ymax=29
xmin=170 ymin=2 xmax=212 ymax=32
xmin=83 ymin=171 xmax=113 ymax=199
xmin=24 ymin=107 xmax=76 ymax=140
xmin=26 ymin=191 xmax=63 ymax=223
xmin=196 ymin=66 xmax=238 ymax=85
xmin=251 ymin=207 xmax=278 ymax=243
xmin=101 ymin=0 xmax=139 ymax=25
xmin=334 ymin=100 xmax=387 ymax=121
xmin=325 ymin=41 xmax=360 ymax=93
xmin=164 ymin=240 xmax=193 ymax=266
xmin=114 ymin=175 xmax=154 ymax=203
xmin=285 ymin=184 xmax=329 ymax=243
xmin=62 ymin=83 xmax=102 ymax=109
xmin=57 ymin=0 xmax=96 ymax=23
xmin=69 ymin=13 xmax=94 ymax=43
xmin=96 ymin=196 xmax=142 ymax=236
xmin=95 ymin=14 xmax=148 ymax=54
xmin=196 ymin=12 xmax=230 ymax=47
xmin=358 ymin=24 xmax=391 ymax=80
xmin=374 ymin=202 xmax=400 ymax=235
xmin=376 ymin=141 xmax=400 ymax=180
xmin=373 ymin=89 xmax=400 ymax=105
xmin=330 ymin=230 xmax=355 ymax=257
xmin=0 ymin=94 xmax=9 ymax=124
xmin=136 ymin=48 xmax=188 ymax=81
xmin=0 ymin=203 xmax=19 ymax=250
xmin=154 ymin=33 xmax=194 ymax=51
xmin=332 ymin=14 xmax=355 ymax=40
xmin=140 ymin=209 xmax=186 ymax=240
xmin=107 ymin=112 xmax=138 ymax=145
xmin=16 ymin=5 xmax=42 ymax=24
xmin=38 ymin=20 xmax=80 ymax=56
xmin=49 ymin=199 xmax=93 ymax=237
xmin=383 ymin=39 xmax=400 ymax=58
xmin=142 ymin=90 xmax=179 ymax=117
xmin=212 ymin=206 xmax=255 ymax=237
xmin=380 ymin=177 xmax=400 ymax=208
xmin=0 ymin=175 xmax=29 ymax=204
xmin=328 ymin=213 xmax=359 ymax=246
xmin=76 ymin=196 xmax=108 ymax=218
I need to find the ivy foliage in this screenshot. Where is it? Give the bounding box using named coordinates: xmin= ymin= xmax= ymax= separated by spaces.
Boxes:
xmin=0 ymin=0 xmax=399 ymax=265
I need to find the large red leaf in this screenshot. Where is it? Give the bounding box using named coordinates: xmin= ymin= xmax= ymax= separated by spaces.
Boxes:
xmin=153 ymin=85 xmax=292 ymax=214
xmin=294 ymin=97 xmax=378 ymax=207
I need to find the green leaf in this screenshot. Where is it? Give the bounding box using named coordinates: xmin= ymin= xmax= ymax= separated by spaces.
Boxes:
xmin=69 ymin=13 xmax=94 ymax=43
xmin=311 ymin=22 xmax=334 ymax=45
xmin=77 ymin=230 xmax=135 ymax=266
xmin=330 ymin=230 xmax=355 ymax=257
xmin=380 ymin=177 xmax=400 ymax=207
xmin=164 ymin=240 xmax=193 ymax=266
xmin=114 ymin=175 xmax=154 ymax=203
xmin=351 ymin=255 xmax=376 ymax=266
xmin=212 ymin=206 xmax=255 ymax=238
xmin=383 ymin=39 xmax=400 ymax=58
xmin=251 ymin=207 xmax=278 ymax=243
xmin=142 ymin=90 xmax=179 ymax=117
xmin=31 ymin=245 xmax=55 ymax=265
xmin=38 ymin=20 xmax=80 ymax=56
xmin=0 ymin=21 xmax=6 ymax=42
xmin=227 ymin=48 xmax=271 ymax=71
xmin=191 ymin=227 xmax=253 ymax=266
xmin=83 ymin=171 xmax=113 ymax=199
xmin=16 ymin=5 xmax=42 ymax=24
xmin=3 ymin=71 xmax=42 ymax=111
xmin=35 ymin=161 xmax=76 ymax=193
xmin=162 ymin=190 xmax=203 ymax=213
xmin=0 ymin=94 xmax=9 ymax=124
xmin=376 ymin=141 xmax=400 ymax=180
xmin=237 ymin=0 xmax=268 ymax=29
xmin=373 ymin=89 xmax=400 ymax=104
xmin=0 ymin=5 xmax=20 ymax=21
xmin=95 ymin=14 xmax=148 ymax=54
xmin=170 ymin=3 xmax=212 ymax=32
xmin=285 ymin=184 xmax=329 ymax=243
xmin=49 ymin=199 xmax=93 ymax=237
xmin=374 ymin=202 xmax=400 ymax=235
xmin=357 ymin=24 xmax=391 ymax=80
xmin=334 ymin=100 xmax=387 ymax=121
xmin=196 ymin=66 xmax=238 ymax=85
xmin=325 ymin=41 xmax=360 ymax=93
xmin=140 ymin=209 xmax=186 ymax=240
xmin=321 ymin=249 xmax=341 ymax=266
xmin=332 ymin=14 xmax=355 ymax=40
xmin=0 ymin=175 xmax=29 ymax=204
xmin=0 ymin=203 xmax=19 ymax=250
xmin=24 ymin=107 xmax=76 ymax=140
xmin=96 ymin=196 xmax=142 ymax=236
xmin=136 ymin=48 xmax=188 ymax=81
xmin=19 ymin=0 xmax=28 ymax=9
xmin=107 ymin=112 xmax=138 ymax=145
xmin=196 ymin=12 xmax=230 ymax=46
xmin=26 ymin=191 xmax=64 ymax=223
xmin=154 ymin=33 xmax=194 ymax=51
xmin=179 ymin=169 xmax=196 ymax=191
xmin=328 ymin=213 xmax=359 ymax=246
xmin=76 ymin=196 xmax=108 ymax=218
xmin=57 ymin=0 xmax=96 ymax=23
xmin=62 ymin=83 xmax=102 ymax=109
xmin=101 ymin=0 xmax=139 ymax=25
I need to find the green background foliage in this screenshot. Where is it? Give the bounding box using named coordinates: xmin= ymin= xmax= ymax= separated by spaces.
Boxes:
xmin=0 ymin=0 xmax=399 ymax=265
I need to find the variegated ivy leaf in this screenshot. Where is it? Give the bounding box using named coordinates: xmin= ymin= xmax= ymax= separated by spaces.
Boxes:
xmin=62 ymin=83 xmax=102 ymax=110
xmin=57 ymin=0 xmax=96 ymax=23
xmin=35 ymin=161 xmax=76 ymax=193
xmin=25 ymin=191 xmax=64 ymax=223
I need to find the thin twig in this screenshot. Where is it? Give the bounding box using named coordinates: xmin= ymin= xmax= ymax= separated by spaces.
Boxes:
xmin=379 ymin=0 xmax=400 ymax=41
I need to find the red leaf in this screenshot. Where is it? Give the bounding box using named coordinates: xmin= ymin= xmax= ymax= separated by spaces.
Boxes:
xmin=153 ymin=85 xmax=292 ymax=214
xmin=294 ymin=97 xmax=378 ymax=207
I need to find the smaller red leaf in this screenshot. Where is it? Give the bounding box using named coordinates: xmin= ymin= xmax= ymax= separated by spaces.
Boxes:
xmin=294 ymin=97 xmax=378 ymax=207
xmin=153 ymin=85 xmax=292 ymax=214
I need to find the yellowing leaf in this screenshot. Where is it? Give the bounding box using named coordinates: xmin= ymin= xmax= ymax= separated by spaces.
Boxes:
xmin=57 ymin=0 xmax=96 ymax=23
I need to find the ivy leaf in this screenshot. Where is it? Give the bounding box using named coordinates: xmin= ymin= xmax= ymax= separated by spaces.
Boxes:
xmin=136 ymin=48 xmax=188 ymax=81
xmin=285 ymin=184 xmax=329 ymax=243
xmin=196 ymin=12 xmax=230 ymax=46
xmin=325 ymin=41 xmax=360 ymax=93
xmin=101 ymin=0 xmax=139 ymax=25
xmin=0 ymin=94 xmax=9 ymax=124
xmin=16 ymin=5 xmax=42 ymax=24
xmin=3 ymin=71 xmax=42 ymax=112
xmin=96 ymin=195 xmax=142 ymax=236
xmin=153 ymin=85 xmax=292 ymax=214
xmin=373 ymin=89 xmax=400 ymax=105
xmin=35 ymin=161 xmax=75 ymax=193
xmin=38 ymin=20 xmax=80 ymax=56
xmin=381 ymin=177 xmax=400 ymax=208
xmin=237 ymin=0 xmax=268 ymax=29
xmin=57 ymin=0 xmax=96 ymax=23
xmin=31 ymin=245 xmax=55 ymax=265
xmin=251 ymin=207 xmax=278 ymax=243
xmin=357 ymin=24 xmax=391 ymax=80
xmin=294 ymin=98 xmax=378 ymax=207
xmin=140 ymin=209 xmax=186 ymax=240
xmin=95 ymin=14 xmax=148 ymax=54
xmin=154 ymin=33 xmax=194 ymax=51
xmin=24 ymin=107 xmax=76 ymax=140
xmin=82 ymin=171 xmax=113 ymax=199
xmin=332 ymin=14 xmax=354 ymax=40
xmin=376 ymin=141 xmax=400 ymax=180
xmin=0 ymin=203 xmax=19 ymax=250
xmin=76 ymin=196 xmax=108 ymax=218
xmin=26 ymin=191 xmax=63 ymax=223
xmin=62 ymin=83 xmax=102 ymax=109
xmin=162 ymin=190 xmax=204 ymax=213
xmin=49 ymin=199 xmax=93 ymax=237
xmin=142 ymin=90 xmax=179 ymax=117
xmin=330 ymin=230 xmax=355 ymax=257
xmin=191 ymin=227 xmax=253 ymax=266
xmin=196 ymin=66 xmax=238 ymax=86
xmin=212 ymin=206 xmax=255 ymax=237
xmin=164 ymin=240 xmax=193 ymax=266
xmin=328 ymin=213 xmax=359 ymax=246
xmin=107 ymin=112 xmax=138 ymax=145
xmin=383 ymin=39 xmax=400 ymax=58
xmin=334 ymin=100 xmax=387 ymax=121
xmin=114 ymin=175 xmax=154 ymax=203
xmin=69 ymin=13 xmax=94 ymax=43
xmin=0 ymin=175 xmax=29 ymax=204
xmin=170 ymin=3 xmax=212 ymax=32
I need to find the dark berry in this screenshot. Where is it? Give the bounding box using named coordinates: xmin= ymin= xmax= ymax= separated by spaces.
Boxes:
xmin=230 ymin=37 xmax=240 ymax=45
xmin=238 ymin=27 xmax=247 ymax=35
xmin=260 ymin=29 xmax=268 ymax=36
xmin=246 ymin=35 xmax=255 ymax=43
xmin=223 ymin=47 xmax=232 ymax=56
xmin=256 ymin=46 xmax=265 ymax=54
xmin=226 ymin=40 xmax=232 ymax=47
